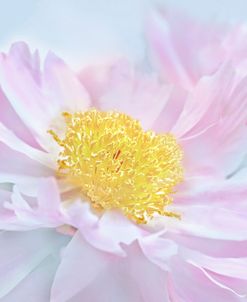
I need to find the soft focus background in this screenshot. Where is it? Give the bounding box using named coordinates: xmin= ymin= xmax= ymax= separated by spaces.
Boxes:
xmin=1 ymin=0 xmax=247 ymax=69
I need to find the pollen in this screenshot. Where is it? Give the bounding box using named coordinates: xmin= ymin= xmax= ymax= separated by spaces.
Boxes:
xmin=49 ymin=109 xmax=183 ymax=223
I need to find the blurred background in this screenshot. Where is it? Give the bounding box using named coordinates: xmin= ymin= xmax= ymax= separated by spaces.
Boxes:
xmin=1 ymin=0 xmax=247 ymax=69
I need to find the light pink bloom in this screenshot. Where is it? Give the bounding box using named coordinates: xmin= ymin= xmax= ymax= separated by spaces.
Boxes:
xmin=0 ymin=15 xmax=247 ymax=301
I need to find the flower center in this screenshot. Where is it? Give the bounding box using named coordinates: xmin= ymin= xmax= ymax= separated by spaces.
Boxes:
xmin=49 ymin=109 xmax=183 ymax=223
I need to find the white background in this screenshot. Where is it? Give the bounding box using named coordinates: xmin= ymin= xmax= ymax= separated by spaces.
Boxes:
xmin=1 ymin=0 xmax=247 ymax=68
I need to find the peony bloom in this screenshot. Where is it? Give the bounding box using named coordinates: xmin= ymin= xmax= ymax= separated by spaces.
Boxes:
xmin=0 ymin=13 xmax=247 ymax=301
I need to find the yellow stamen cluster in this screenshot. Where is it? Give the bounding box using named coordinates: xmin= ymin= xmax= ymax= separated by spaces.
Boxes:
xmin=49 ymin=109 xmax=183 ymax=223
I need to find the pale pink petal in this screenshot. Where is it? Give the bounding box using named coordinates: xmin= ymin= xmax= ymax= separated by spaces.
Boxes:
xmin=0 ymin=188 xmax=11 ymax=203
xmin=0 ymin=87 xmax=40 ymax=149
xmin=140 ymin=230 xmax=247 ymax=298
xmin=114 ymin=242 xmax=169 ymax=302
xmin=52 ymin=232 xmax=168 ymax=302
xmin=65 ymin=201 xmax=147 ymax=255
xmin=151 ymin=85 xmax=187 ymax=133
xmin=0 ymin=229 xmax=68 ymax=299
xmin=37 ymin=177 xmax=61 ymax=214
xmin=167 ymin=233 xmax=247 ymax=258
xmin=175 ymin=176 xmax=247 ymax=210
xmin=147 ymin=11 xmax=194 ymax=90
xmin=44 ymin=52 xmax=90 ymax=112
xmin=147 ymin=10 xmax=247 ymax=178
xmin=146 ymin=9 xmax=247 ymax=178
xmin=63 ymin=199 xmax=98 ymax=230
xmin=69 ymin=262 xmax=144 ymax=302
xmin=182 ymin=249 xmax=247 ymax=281
xmin=190 ymin=265 xmax=246 ymax=299
xmin=0 ymin=43 xmax=52 ymax=137
xmin=80 ymin=211 xmax=147 ymax=256
xmin=0 ymin=178 xmax=64 ymax=230
xmin=180 ymin=71 xmax=247 ymax=177
xmin=139 ymin=235 xmax=247 ymax=299
xmin=183 ymin=72 xmax=247 ymax=141
xmin=205 ymin=272 xmax=247 ymax=298
xmin=0 ymin=175 xmax=52 ymax=202
xmin=152 ymin=178 xmax=247 ymax=241
xmin=147 ymin=10 xmax=232 ymax=90
xmin=2 ymin=178 xmax=65 ymax=230
xmin=0 ymin=42 xmax=91 ymax=143
xmin=79 ymin=59 xmax=172 ymax=130
xmin=0 ymin=122 xmax=55 ymax=169
xmin=138 ymin=57 xmax=247 ymax=178
xmin=222 ymin=79 xmax=247 ymax=139
xmin=159 ymin=204 xmax=247 ymax=241
xmin=2 ymin=257 xmax=58 ymax=302
xmin=140 ymin=234 xmax=178 ymax=271
xmin=0 ymin=143 xmax=53 ymax=193
xmin=51 ymin=231 xmax=110 ymax=302
xmin=171 ymin=64 xmax=234 ymax=138
xmin=169 ymin=258 xmax=244 ymax=301
xmin=0 ymin=189 xmax=15 ymax=224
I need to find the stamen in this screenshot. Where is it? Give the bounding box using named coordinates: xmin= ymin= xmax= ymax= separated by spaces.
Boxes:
xmin=49 ymin=109 xmax=183 ymax=223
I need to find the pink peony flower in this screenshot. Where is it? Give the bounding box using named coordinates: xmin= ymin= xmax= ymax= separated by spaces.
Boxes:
xmin=0 ymin=13 xmax=247 ymax=301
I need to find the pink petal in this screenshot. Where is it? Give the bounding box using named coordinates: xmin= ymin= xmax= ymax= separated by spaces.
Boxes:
xmin=43 ymin=51 xmax=90 ymax=112
xmin=153 ymin=176 xmax=247 ymax=242
xmin=169 ymin=258 xmax=243 ymax=301
xmin=118 ymin=242 xmax=169 ymax=302
xmin=167 ymin=233 xmax=247 ymax=258
xmin=65 ymin=201 xmax=147 ymax=255
xmin=140 ymin=234 xmax=178 ymax=271
xmin=0 ymin=143 xmax=52 ymax=185
xmin=80 ymin=211 xmax=147 ymax=256
xmin=147 ymin=10 xmax=231 ymax=90
xmin=51 ymin=231 xmax=110 ymax=302
xmin=151 ymin=85 xmax=187 ymax=133
xmin=182 ymin=249 xmax=247 ymax=280
xmin=175 ymin=176 xmax=247 ymax=210
xmin=0 ymin=42 xmax=91 ymax=143
xmin=52 ymin=232 xmax=168 ymax=302
xmin=0 ymin=122 xmax=54 ymax=169
xmin=171 ymin=64 xmax=234 ymax=138
xmin=0 ymin=87 xmax=40 ymax=149
xmin=0 ymin=189 xmax=15 ymax=223
xmin=180 ymin=70 xmax=247 ymax=177
xmin=79 ymin=59 xmax=172 ymax=130
xmin=0 ymin=188 xmax=11 ymax=205
xmin=161 ymin=203 xmax=247 ymax=241
xmin=147 ymin=10 xmax=247 ymax=178
xmin=0 ymin=43 xmax=52 ymax=137
xmin=205 ymin=272 xmax=247 ymax=298
xmin=2 ymin=256 xmax=58 ymax=302
xmin=2 ymin=178 xmax=64 ymax=230
xmin=37 ymin=177 xmax=61 ymax=214
xmin=0 ymin=229 xmax=68 ymax=299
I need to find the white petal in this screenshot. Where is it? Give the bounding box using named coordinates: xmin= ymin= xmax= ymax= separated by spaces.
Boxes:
xmin=0 ymin=229 xmax=69 ymax=299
